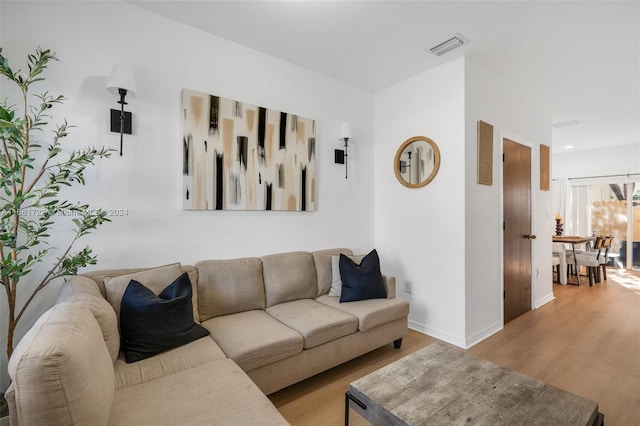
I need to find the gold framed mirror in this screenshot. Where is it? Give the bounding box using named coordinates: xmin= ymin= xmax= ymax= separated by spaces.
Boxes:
xmin=394 ymin=136 xmax=441 ymax=188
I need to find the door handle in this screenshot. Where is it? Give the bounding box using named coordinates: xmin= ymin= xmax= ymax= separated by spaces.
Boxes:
xmin=523 ymin=234 xmax=537 ymax=240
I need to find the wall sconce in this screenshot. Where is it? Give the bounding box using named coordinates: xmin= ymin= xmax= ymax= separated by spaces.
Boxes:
xmin=106 ymin=64 xmax=137 ymax=156
xmin=399 ymin=151 xmax=412 ymax=175
xmin=334 ymin=122 xmax=352 ymax=179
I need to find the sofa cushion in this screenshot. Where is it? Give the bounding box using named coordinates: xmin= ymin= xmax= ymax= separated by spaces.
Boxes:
xmin=316 ymin=294 xmax=410 ymax=332
xmin=311 ymin=248 xmax=353 ymax=296
xmin=57 ymin=275 xmax=104 ymax=300
xmin=196 ymin=257 xmax=265 ymax=321
xmin=82 ymin=265 xmax=200 ymax=322
xmin=339 ymin=250 xmax=387 ymax=303
xmin=8 ymin=303 xmax=114 ymax=426
xmin=120 ymin=273 xmax=210 ymax=363
xmin=108 ymin=359 xmax=288 ymax=426
xmin=103 ymin=263 xmax=183 ymax=320
xmin=114 ymin=335 xmax=226 ymax=389
xmin=266 ymin=299 xmax=358 ymax=349
xmin=182 ymin=265 xmax=201 ymax=322
xmin=201 ymin=310 xmax=303 ymax=371
xmin=262 ymin=251 xmax=317 ymax=307
xmin=56 ymin=277 xmax=120 ymax=362
xmin=329 ymin=253 xmax=365 ymax=297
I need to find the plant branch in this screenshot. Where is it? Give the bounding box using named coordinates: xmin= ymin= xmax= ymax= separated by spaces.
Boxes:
xmin=0 ymin=47 xmax=111 ymax=359
xmin=0 ymin=138 xmax=13 ymax=175
xmin=14 ymin=236 xmax=77 ymax=326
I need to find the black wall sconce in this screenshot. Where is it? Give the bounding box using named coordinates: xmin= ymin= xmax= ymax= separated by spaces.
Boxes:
xmin=334 ymin=122 xmax=353 ymax=179
xmin=399 ymin=151 xmax=412 ymax=174
xmin=106 ymin=64 xmax=137 ymax=156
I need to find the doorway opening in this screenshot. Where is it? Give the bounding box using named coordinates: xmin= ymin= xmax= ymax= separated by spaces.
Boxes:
xmin=562 ymin=179 xmax=640 ymax=270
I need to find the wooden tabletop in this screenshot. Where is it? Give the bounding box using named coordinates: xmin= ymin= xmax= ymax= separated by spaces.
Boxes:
xmin=553 ymin=235 xmax=596 ymax=244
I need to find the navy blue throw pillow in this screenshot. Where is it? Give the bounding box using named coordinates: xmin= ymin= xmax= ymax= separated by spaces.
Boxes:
xmin=339 ymin=249 xmax=387 ymax=303
xmin=120 ymin=272 xmax=210 ymax=363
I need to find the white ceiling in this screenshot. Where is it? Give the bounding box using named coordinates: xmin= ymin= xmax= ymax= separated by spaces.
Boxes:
xmin=130 ymin=1 xmax=639 ymax=153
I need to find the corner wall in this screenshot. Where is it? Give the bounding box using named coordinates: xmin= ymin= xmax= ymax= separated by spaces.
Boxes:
xmin=374 ymin=58 xmax=467 ymax=346
xmin=464 ymin=57 xmax=553 ymax=347
xmin=0 ymin=1 xmax=375 ymax=390
xmin=374 ymin=55 xmax=552 ymax=349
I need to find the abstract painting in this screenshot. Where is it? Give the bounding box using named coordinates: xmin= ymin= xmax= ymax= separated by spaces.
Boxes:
xmin=182 ymin=89 xmax=316 ymax=211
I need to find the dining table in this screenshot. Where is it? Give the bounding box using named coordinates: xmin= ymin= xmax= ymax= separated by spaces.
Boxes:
xmin=552 ymin=235 xmax=596 ymax=285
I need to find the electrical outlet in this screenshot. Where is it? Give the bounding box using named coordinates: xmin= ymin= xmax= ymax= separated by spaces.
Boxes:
xmin=404 ymin=280 xmax=412 ymax=294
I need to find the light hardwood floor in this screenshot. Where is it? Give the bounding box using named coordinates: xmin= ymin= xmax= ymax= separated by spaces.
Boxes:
xmin=270 ymin=269 xmax=640 ymax=425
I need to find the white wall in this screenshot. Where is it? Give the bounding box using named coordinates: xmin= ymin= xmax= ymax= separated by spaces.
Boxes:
xmin=464 ymin=57 xmax=553 ymax=346
xmin=374 ymin=58 xmax=467 ymax=346
xmin=374 ymin=55 xmax=553 ymax=349
xmin=552 ymin=144 xmax=640 ymax=179
xmin=0 ymin=1 xmax=375 ymax=390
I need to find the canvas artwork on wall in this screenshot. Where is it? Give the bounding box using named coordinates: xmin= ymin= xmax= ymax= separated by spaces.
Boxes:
xmin=182 ymin=89 xmax=316 ymax=211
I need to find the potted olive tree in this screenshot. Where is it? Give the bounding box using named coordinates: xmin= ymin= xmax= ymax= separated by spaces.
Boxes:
xmin=0 ymin=47 xmax=113 ymax=366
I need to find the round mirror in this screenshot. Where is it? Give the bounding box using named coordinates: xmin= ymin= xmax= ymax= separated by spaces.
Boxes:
xmin=393 ymin=136 xmax=441 ymax=188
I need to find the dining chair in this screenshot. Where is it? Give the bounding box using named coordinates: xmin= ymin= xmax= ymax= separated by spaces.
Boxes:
xmin=552 ymin=253 xmax=561 ymax=283
xmin=587 ymin=236 xmax=605 ymax=255
xmin=597 ymin=236 xmax=614 ymax=281
xmin=552 ymin=243 xmax=567 ymax=284
xmin=579 ymin=235 xmax=614 ymax=281
xmin=566 ymin=236 xmax=602 ymax=278
xmin=566 ymin=244 xmax=601 ymax=286
xmin=567 ymin=235 xmax=602 ymax=259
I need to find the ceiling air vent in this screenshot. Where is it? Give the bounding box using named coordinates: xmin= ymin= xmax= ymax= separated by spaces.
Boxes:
xmin=430 ymin=34 xmax=466 ymax=56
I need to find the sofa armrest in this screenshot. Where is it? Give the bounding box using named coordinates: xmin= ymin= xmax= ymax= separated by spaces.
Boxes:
xmin=7 ymin=303 xmax=115 ymax=426
xmin=56 ymin=275 xmax=121 ymax=363
xmin=383 ymin=275 xmax=396 ymax=299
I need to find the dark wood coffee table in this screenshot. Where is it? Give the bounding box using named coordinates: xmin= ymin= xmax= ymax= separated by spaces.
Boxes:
xmin=346 ymin=343 xmax=603 ymax=425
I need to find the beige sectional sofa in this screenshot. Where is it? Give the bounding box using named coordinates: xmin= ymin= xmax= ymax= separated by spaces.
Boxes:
xmin=5 ymin=248 xmax=409 ymax=425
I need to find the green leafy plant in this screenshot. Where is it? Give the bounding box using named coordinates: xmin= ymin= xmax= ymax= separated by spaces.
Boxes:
xmin=0 ymin=47 xmax=114 ymax=359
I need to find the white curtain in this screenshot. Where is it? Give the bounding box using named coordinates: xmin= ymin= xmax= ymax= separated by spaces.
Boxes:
xmin=412 ymin=146 xmax=422 ymax=184
xmin=553 ymin=178 xmax=593 ymax=237
xmin=551 ymin=178 xmax=568 ymax=221
xmin=566 ymin=185 xmax=590 ymax=237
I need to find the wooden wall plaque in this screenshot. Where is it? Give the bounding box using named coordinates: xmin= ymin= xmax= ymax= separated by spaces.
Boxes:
xmin=540 ymin=144 xmax=550 ymax=191
xmin=477 ymin=120 xmax=494 ymax=185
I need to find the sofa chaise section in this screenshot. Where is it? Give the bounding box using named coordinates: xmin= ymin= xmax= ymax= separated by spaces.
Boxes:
xmin=6 ymin=300 xmax=287 ymax=426
xmin=108 ymin=359 xmax=287 ymax=426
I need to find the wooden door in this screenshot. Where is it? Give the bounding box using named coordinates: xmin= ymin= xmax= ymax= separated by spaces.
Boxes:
xmin=503 ymin=138 xmax=532 ymax=323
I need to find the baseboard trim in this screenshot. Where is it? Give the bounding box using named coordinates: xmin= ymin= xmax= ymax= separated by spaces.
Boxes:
xmin=409 ymin=319 xmax=504 ymax=350
xmin=534 ymin=292 xmax=555 ymax=309
xmin=465 ymin=321 xmax=502 ymax=348
xmin=408 ymin=320 xmax=466 ymax=349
